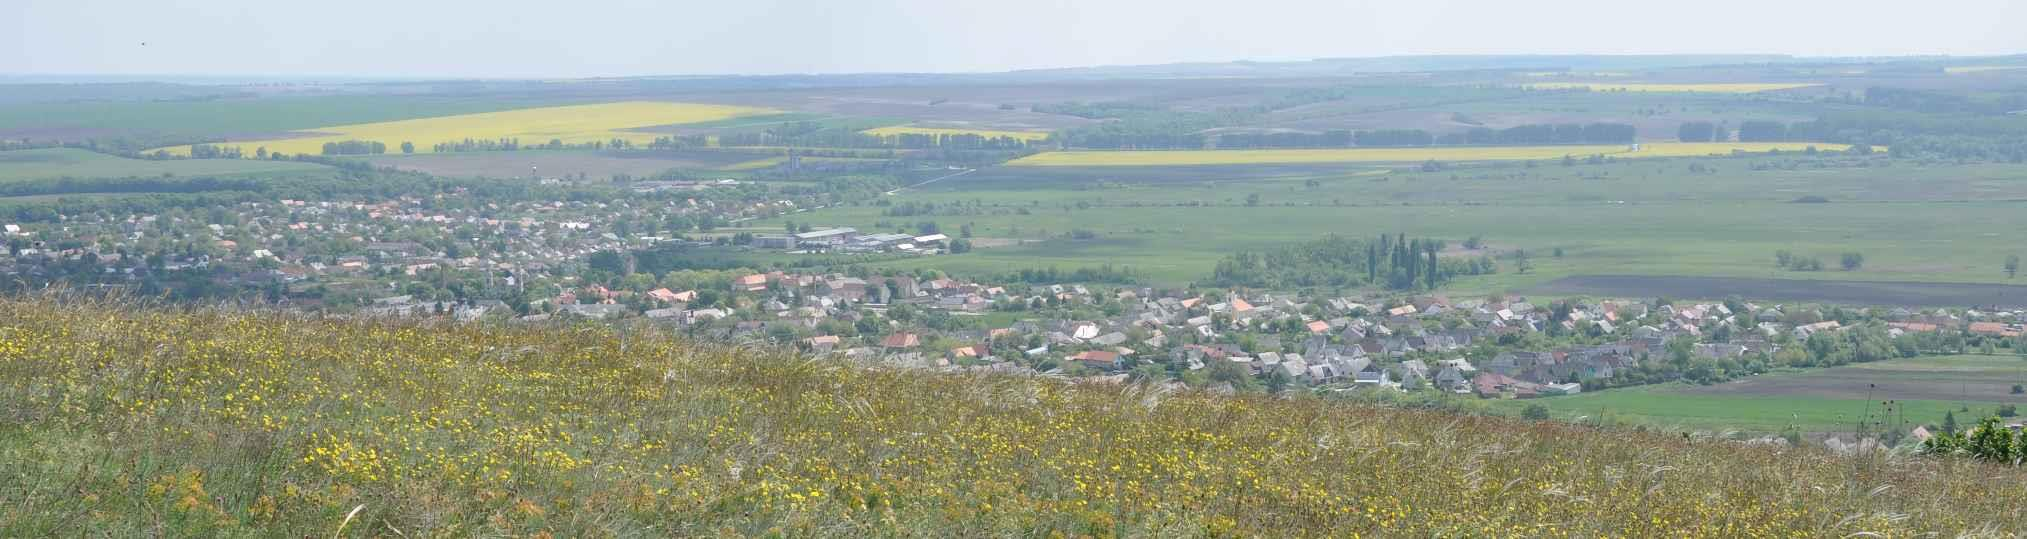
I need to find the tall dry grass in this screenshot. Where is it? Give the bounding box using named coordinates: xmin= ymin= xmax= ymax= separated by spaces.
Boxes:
xmin=2 ymin=295 xmax=2026 ymax=536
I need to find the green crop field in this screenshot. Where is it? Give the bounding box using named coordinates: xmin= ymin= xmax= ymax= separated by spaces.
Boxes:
xmin=764 ymin=154 xmax=2027 ymax=290
xmin=0 ymin=94 xmax=584 ymax=140
xmin=1484 ymin=355 xmax=2027 ymax=433
xmin=0 ymin=148 xmax=327 ymax=182
xmin=1523 ymin=82 xmax=1824 ymax=93
xmin=1008 ymin=142 xmax=1848 ymax=167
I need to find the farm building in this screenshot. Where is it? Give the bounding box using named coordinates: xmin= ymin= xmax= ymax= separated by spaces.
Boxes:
xmin=794 ymin=227 xmax=858 ymax=248
xmin=751 ymin=235 xmax=794 ymax=249
xmin=856 ymin=233 xmax=915 ymax=249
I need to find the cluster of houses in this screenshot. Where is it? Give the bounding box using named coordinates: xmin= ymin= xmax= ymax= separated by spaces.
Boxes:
xmin=0 ymin=182 xmax=836 ymax=303
xmin=504 ymin=269 xmax=1018 ymax=327
xmin=15 ymin=178 xmax=2027 ymax=402
xmin=516 ymin=278 xmax=2027 ymax=399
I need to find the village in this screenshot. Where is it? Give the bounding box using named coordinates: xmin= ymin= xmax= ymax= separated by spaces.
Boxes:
xmin=5 ymin=182 xmax=2026 ymax=400
xmin=0 ymin=176 xmax=956 ymax=307
xmin=2 ymin=175 xmax=2024 ymax=403
xmin=378 ymin=261 xmax=2027 ymax=401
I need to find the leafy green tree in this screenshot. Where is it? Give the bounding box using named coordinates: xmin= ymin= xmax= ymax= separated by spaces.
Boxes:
xmin=1263 ymin=369 xmax=1291 ymax=394
xmin=1968 ymin=416 xmax=2016 ymax=462
xmin=2007 ymin=254 xmax=2020 ymax=279
xmin=1205 ymin=359 xmax=1258 ymax=391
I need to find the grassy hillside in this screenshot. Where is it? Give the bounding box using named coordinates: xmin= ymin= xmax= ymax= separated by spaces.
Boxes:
xmin=4 ymin=299 xmax=2027 ymax=536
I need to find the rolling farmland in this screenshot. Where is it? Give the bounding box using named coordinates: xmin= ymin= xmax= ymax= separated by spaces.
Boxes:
xmin=1944 ymin=65 xmax=2027 ymax=74
xmin=861 ymin=125 xmax=1054 ymax=141
xmin=150 ymin=101 xmax=776 ymax=157
xmin=0 ymin=94 xmax=579 ymax=141
xmin=1007 ymin=142 xmax=1852 ymax=166
xmin=1524 ymin=82 xmax=1824 ymax=93
xmin=363 ymin=149 xmax=788 ymax=178
xmin=0 ymin=147 xmax=325 ymax=182
xmin=758 ymin=151 xmax=2017 ymax=288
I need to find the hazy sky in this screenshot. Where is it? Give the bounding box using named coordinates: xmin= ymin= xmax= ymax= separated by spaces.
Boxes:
xmin=7 ymin=0 xmax=2025 ymax=78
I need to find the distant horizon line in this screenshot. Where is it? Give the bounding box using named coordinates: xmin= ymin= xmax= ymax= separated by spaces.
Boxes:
xmin=5 ymin=51 xmax=2024 ymax=85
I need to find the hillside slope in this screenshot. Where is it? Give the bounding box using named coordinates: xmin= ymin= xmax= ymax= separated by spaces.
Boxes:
xmin=3 ymin=299 xmax=2026 ymax=536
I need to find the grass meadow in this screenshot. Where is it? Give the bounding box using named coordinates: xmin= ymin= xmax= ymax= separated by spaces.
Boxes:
xmin=1485 ymin=354 xmax=2027 ymax=433
xmin=149 ymin=101 xmax=776 ymax=156
xmin=8 ymin=298 xmax=2027 ymax=536
xmin=0 ymin=148 xmax=327 ymax=182
xmin=753 ymin=154 xmax=2027 ymax=289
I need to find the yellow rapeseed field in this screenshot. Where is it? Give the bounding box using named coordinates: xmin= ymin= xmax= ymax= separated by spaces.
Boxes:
xmin=861 ymin=125 xmax=1054 ymax=142
xmin=1945 ymin=65 xmax=2027 ymax=74
xmin=717 ymin=155 xmax=790 ymax=170
xmin=153 ymin=101 xmax=774 ymax=157
xmin=1526 ymin=82 xmax=1822 ymax=93
xmin=1009 ymin=142 xmax=1854 ymax=167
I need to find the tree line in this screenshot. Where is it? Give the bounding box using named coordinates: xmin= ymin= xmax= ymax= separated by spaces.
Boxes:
xmin=321 ymin=140 xmax=386 ymax=155
xmin=1223 ymin=123 xmax=1638 ymax=150
xmin=1002 ymin=265 xmax=1139 ymax=285
xmin=1206 ymin=233 xmax=1496 ymax=292
xmin=648 ymin=123 xmax=1047 ymax=151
